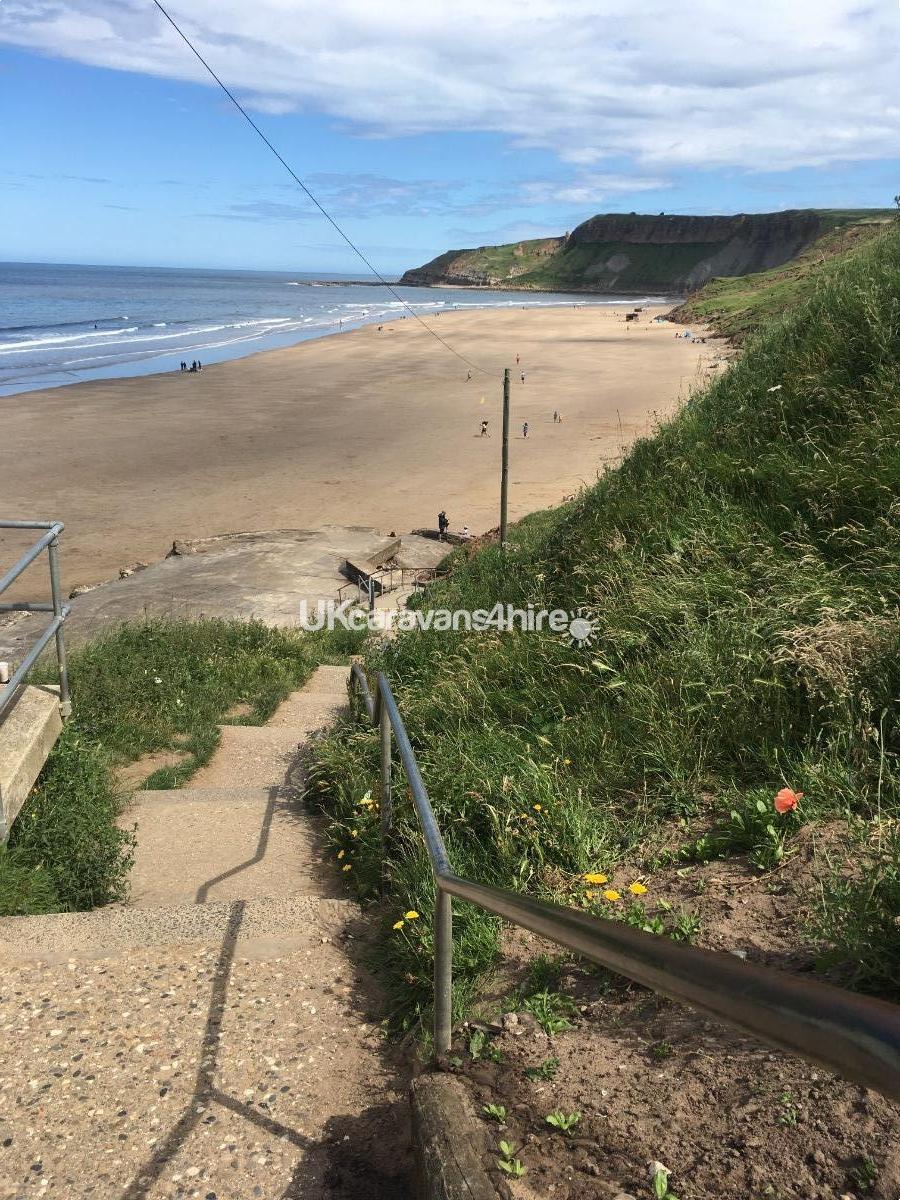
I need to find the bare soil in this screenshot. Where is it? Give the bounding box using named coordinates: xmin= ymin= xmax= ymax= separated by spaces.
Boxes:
xmin=445 ymin=840 xmax=900 ymax=1200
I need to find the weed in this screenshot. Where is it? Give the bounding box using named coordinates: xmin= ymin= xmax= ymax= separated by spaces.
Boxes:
xmin=525 ymin=1056 xmax=560 ymax=1081
xmin=497 ymin=1141 xmax=525 ymax=1177
xmin=521 ymin=990 xmax=577 ymax=1035
xmin=777 ymin=1090 xmax=799 ymax=1126
xmin=482 ymin=1103 xmax=507 ymax=1123
xmin=651 ymin=1161 xmax=680 ymax=1200
xmin=650 ymin=1041 xmax=674 ymax=1061
xmin=469 ymin=1029 xmax=502 ymax=1063
xmin=545 ymin=1110 xmax=580 ymax=1135
xmin=847 ymin=1156 xmax=877 ymax=1193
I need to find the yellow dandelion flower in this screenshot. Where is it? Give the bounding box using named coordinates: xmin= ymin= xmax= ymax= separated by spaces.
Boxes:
xmin=603 ymin=889 xmax=621 ymax=902
xmin=337 ymin=849 xmax=345 ymax=860
xmin=564 ymin=758 xmax=572 ymax=765
xmin=533 ymin=804 xmax=542 ymax=812
xmin=404 ymin=910 xmax=420 ymax=921
xmin=583 ymin=872 xmax=608 ymax=885
xmin=351 ymin=830 xmax=359 ymax=838
xmin=342 ymin=864 xmax=352 ymax=872
xmin=584 ymin=890 xmax=595 ymax=901
xmin=392 ymin=920 xmax=404 ymax=931
xmin=628 ymin=881 xmax=648 ymax=895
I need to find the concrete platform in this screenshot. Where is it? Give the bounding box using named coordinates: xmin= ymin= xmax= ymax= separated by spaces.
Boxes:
xmin=0 ymin=683 xmax=62 ymax=840
xmin=0 ymin=525 xmax=446 ymax=664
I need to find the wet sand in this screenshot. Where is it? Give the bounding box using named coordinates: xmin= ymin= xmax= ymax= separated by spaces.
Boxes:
xmin=0 ymin=304 xmax=716 ymax=593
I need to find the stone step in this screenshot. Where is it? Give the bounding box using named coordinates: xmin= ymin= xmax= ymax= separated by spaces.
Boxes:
xmin=0 ymin=683 xmax=62 ymax=840
xmin=122 ymin=788 xmax=342 ymax=908
xmin=0 ymin=893 xmax=359 ymax=963
xmin=188 ymin=725 xmax=307 ymax=789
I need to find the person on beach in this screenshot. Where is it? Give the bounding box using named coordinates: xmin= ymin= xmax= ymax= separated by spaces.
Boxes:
xmin=523 ymin=422 xmax=529 ymax=438
xmin=462 ymin=525 xmax=470 ymax=539
xmin=553 ymin=409 xmax=559 ymax=423
xmin=197 ymin=360 xmax=202 ymax=371
xmin=480 ymin=420 xmax=489 ymax=437
xmin=467 ymin=371 xmax=472 ymax=382
xmin=438 ymin=511 xmax=448 ymax=541
xmin=520 ymin=371 xmax=526 ymax=384
xmin=516 ymin=354 xmax=520 ymax=365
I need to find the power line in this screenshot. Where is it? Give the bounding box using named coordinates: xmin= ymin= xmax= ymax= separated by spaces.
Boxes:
xmin=150 ymin=0 xmax=494 ymax=377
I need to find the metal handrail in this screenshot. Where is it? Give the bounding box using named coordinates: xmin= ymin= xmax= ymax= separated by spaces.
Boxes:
xmin=0 ymin=520 xmax=71 ymax=722
xmin=348 ymin=663 xmax=900 ymax=1101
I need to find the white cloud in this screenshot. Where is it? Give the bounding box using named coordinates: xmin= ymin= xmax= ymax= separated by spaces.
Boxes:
xmin=1 ymin=1 xmax=898 ymax=172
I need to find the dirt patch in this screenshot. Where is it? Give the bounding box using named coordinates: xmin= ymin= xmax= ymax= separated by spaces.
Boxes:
xmin=115 ymin=748 xmax=191 ymax=790
xmin=446 ymin=832 xmax=899 ymax=1199
xmin=449 ymin=954 xmax=899 ymax=1199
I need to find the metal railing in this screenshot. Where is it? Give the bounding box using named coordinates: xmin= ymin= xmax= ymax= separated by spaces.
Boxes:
xmin=348 ymin=664 xmax=900 ymax=1101
xmin=337 ymin=565 xmax=441 ymax=610
xmin=0 ymin=520 xmax=71 ymax=721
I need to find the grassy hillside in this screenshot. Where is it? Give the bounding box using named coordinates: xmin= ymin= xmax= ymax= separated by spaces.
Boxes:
xmin=309 ymin=222 xmax=900 ymax=1027
xmin=400 ymin=208 xmax=893 ymax=295
xmin=670 ymin=220 xmax=893 ymax=339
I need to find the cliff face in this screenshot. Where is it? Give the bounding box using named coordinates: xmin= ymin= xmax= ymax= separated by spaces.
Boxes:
xmin=400 ymin=210 xmax=865 ymax=294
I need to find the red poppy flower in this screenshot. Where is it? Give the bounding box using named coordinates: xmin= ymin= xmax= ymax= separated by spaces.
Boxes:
xmin=774 ymin=787 xmax=802 ymax=814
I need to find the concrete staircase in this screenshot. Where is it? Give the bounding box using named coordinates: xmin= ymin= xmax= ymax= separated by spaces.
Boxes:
xmin=0 ymin=664 xmax=412 ymax=1199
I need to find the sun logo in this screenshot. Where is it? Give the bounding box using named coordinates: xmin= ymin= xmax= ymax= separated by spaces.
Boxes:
xmin=567 ymin=609 xmax=596 ymax=647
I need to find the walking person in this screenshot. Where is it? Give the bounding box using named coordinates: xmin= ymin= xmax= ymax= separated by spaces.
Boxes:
xmin=523 ymin=421 xmax=529 ymax=438
xmin=480 ymin=419 xmax=489 ymax=437
xmin=438 ymin=510 xmax=449 ymax=541
xmin=520 ymin=371 xmax=525 ymax=384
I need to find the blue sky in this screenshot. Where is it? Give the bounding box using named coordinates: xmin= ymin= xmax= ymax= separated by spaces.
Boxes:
xmin=1 ymin=1 xmax=898 ymax=274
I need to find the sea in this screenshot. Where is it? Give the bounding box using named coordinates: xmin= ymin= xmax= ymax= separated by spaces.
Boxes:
xmin=0 ymin=262 xmax=668 ymax=397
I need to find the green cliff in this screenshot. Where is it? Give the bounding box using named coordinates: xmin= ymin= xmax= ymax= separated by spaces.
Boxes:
xmin=400 ymin=209 xmax=893 ymax=295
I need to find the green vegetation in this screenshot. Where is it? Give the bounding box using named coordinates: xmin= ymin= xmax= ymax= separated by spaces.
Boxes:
xmin=671 ymin=221 xmax=892 ymax=339
xmin=310 ymin=223 xmax=900 ymax=1024
xmin=402 ymin=208 xmax=893 ymax=294
xmin=0 ymin=619 xmax=357 ymax=915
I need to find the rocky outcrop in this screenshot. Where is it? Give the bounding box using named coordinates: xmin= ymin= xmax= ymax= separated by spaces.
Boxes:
xmin=400 ymin=210 xmax=860 ymax=295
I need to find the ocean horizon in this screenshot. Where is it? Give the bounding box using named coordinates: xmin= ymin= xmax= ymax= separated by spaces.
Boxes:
xmin=0 ymin=261 xmax=671 ymax=398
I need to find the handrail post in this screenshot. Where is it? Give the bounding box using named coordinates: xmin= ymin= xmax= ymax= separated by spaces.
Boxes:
xmin=434 ymin=886 xmax=453 ymax=1054
xmin=47 ymin=532 xmax=71 ymax=718
xmin=379 ymin=697 xmax=392 ymax=887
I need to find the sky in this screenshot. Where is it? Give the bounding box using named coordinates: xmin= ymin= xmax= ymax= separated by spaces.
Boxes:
xmin=1 ymin=0 xmax=898 ymax=274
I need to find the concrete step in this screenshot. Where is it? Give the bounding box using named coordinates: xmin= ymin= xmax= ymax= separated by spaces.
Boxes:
xmin=0 ymin=893 xmax=359 ymax=963
xmin=122 ymin=787 xmax=342 ymax=907
xmin=298 ymin=663 xmax=350 ymax=696
xmin=266 ymin=689 xmax=348 ymax=730
xmin=0 ymin=683 xmax=62 ymax=840
xmin=188 ymin=725 xmax=307 ymax=789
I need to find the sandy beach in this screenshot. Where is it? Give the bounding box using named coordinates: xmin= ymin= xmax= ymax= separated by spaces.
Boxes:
xmin=0 ymin=304 xmax=717 ymax=593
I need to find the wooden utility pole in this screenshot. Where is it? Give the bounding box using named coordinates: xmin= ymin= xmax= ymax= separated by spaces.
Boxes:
xmin=500 ymin=368 xmax=510 ymax=546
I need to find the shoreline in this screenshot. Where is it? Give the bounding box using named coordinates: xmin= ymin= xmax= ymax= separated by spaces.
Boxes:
xmin=0 ymin=286 xmax=677 ymax=401
xmin=0 ymin=303 xmax=720 ymax=596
